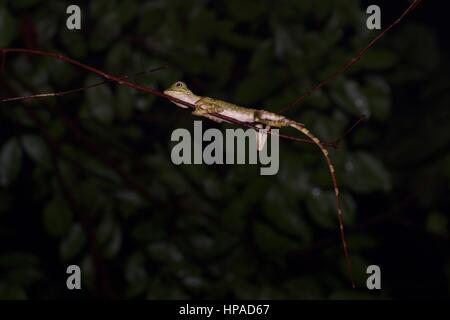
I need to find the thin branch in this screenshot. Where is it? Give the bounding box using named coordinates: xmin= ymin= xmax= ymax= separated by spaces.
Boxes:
xmin=0 ymin=48 xmax=338 ymax=149
xmin=1 ymin=75 xmax=169 ymax=209
xmin=278 ymin=0 xmax=423 ymax=114
xmin=0 ymin=65 xmax=168 ymax=103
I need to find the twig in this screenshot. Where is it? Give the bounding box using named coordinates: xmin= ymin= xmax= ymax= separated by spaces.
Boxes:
xmin=0 ymin=48 xmax=338 ymax=149
xmin=279 ymin=0 xmax=423 ymax=114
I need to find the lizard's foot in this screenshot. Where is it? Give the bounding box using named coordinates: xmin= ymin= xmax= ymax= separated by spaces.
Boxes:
xmin=192 ymin=108 xmax=210 ymax=116
xmin=255 ymin=124 xmax=270 ymax=151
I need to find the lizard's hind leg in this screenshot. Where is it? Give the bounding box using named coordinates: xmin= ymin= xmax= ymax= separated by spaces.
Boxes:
xmin=254 ymin=110 xmax=293 ymax=127
xmin=255 ymin=124 xmax=270 ymax=151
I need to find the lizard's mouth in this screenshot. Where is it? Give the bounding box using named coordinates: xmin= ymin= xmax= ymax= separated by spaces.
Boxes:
xmin=164 ymin=91 xmax=201 ymax=107
xmin=163 ymin=90 xmax=182 ymax=100
xmin=163 ymin=91 xmax=194 ymax=109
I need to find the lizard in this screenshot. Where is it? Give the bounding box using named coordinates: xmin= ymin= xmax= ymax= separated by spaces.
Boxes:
xmin=164 ymin=81 xmax=355 ymax=288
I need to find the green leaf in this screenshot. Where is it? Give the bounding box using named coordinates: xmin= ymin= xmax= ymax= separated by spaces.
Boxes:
xmin=263 ymin=188 xmax=312 ymax=243
xmin=60 ymin=29 xmax=87 ymax=58
xmin=0 ymin=138 xmax=23 ymax=187
xmin=147 ymin=242 xmax=183 ymax=263
xmin=125 ymin=252 xmax=148 ymax=298
xmin=0 ymin=7 xmax=17 ymax=47
xmin=89 ymin=12 xmax=121 ymax=52
xmin=83 ymin=76 xmax=114 ymax=123
xmin=330 ymin=80 xmax=370 ymax=116
xmin=11 ymin=0 xmax=42 ymax=9
xmin=43 ymin=197 xmax=73 ymax=237
xmin=253 ymin=222 xmax=299 ymax=259
xmin=5 ymin=268 xmax=43 ymax=287
xmin=0 ymin=284 xmax=27 ymax=300
xmin=131 ymin=221 xmax=158 ymax=242
xmin=426 ymin=212 xmax=448 ymax=236
xmin=0 ymin=253 xmax=39 ymax=268
xmin=343 ymin=152 xmax=391 ymax=193
xmin=115 ymin=85 xmax=135 ymax=119
xmin=21 ymin=134 xmax=50 ymax=164
xmin=363 ymin=77 xmax=391 ymax=121
xmin=306 ymin=189 xmax=336 ymax=228
xmin=225 ymin=0 xmax=267 ymax=21
xmin=96 ymin=216 xmax=122 ymax=258
xmin=359 ymin=49 xmax=398 ymax=70
xmin=117 ymin=1 xmax=138 ymax=25
xmin=60 ymin=223 xmax=86 ymax=261
xmin=234 ymin=72 xmax=279 ymax=105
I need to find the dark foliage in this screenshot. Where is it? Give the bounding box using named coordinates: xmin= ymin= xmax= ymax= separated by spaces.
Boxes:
xmin=0 ymin=0 xmax=448 ymax=299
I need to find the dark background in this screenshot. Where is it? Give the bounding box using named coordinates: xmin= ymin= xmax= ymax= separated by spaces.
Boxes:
xmin=0 ymin=0 xmax=448 ymax=299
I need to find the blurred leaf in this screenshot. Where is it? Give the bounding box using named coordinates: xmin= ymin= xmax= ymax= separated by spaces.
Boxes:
xmin=225 ymin=0 xmax=267 ymax=21
xmin=282 ymin=277 xmax=322 ymax=299
xmin=60 ymin=223 xmax=86 ymax=261
xmin=391 ymin=25 xmax=440 ymax=83
xmin=83 ymin=76 xmax=114 ymax=123
xmin=426 ymin=212 xmax=448 ymax=236
xmin=0 ymin=253 xmax=40 ymax=268
xmin=147 ymin=242 xmax=183 ymax=263
xmin=21 ymin=134 xmax=50 ymax=164
xmin=5 ymin=267 xmax=43 ymax=287
xmin=43 ymin=197 xmax=73 ymax=237
xmin=131 ymin=221 xmax=160 ymax=242
xmin=306 ymin=189 xmax=336 ymax=228
xmin=125 ymin=252 xmax=148 ymax=297
xmin=0 ymin=138 xmax=23 ymax=187
xmin=47 ymin=59 xmax=74 ymax=87
xmin=253 ymin=222 xmax=299 ymax=259
xmin=348 ymin=235 xmax=378 ymax=251
xmin=89 ymin=12 xmax=121 ymax=52
xmin=80 ymin=255 xmax=95 ymax=290
xmin=35 ymin=16 xmax=58 ymax=44
xmin=0 ymin=252 xmax=42 ymax=296
xmin=331 ymin=80 xmax=370 ymax=117
xmin=0 ymin=284 xmax=27 ymax=300
xmin=363 ymin=77 xmax=391 ymax=121
xmin=96 ymin=215 xmax=122 ymax=258
xmin=359 ymin=49 xmax=398 ymax=70
xmin=115 ymin=85 xmax=135 ymax=119
xmin=263 ymin=186 xmax=313 ymax=242
xmin=117 ymin=1 xmax=138 ymax=25
xmin=11 ymin=0 xmax=42 ymax=9
xmin=234 ymin=72 xmax=280 ymax=105
xmin=249 ymin=43 xmax=273 ymax=72
xmin=0 ymin=7 xmax=17 ymax=47
xmin=343 ymin=152 xmax=391 ymax=193
xmin=60 ymin=30 xmax=87 ymax=58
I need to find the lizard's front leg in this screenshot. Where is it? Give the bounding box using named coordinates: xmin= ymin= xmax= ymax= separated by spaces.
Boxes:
xmin=193 ymin=98 xmax=223 ymax=117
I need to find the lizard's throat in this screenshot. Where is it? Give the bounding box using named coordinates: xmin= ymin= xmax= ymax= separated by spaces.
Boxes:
xmin=165 ymin=92 xmax=201 ymax=109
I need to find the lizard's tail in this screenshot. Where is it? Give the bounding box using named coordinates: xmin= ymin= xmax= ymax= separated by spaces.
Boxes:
xmin=289 ymin=121 xmax=355 ymax=288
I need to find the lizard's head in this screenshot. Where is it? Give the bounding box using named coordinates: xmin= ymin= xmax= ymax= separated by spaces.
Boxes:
xmin=164 ymin=81 xmax=200 ymax=108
